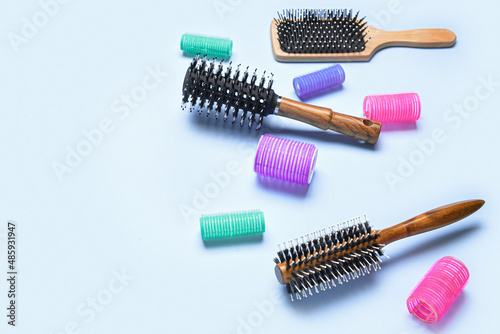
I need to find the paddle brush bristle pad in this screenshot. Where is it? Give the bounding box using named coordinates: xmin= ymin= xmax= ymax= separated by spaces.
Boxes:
xmin=275 ymin=9 xmax=368 ymax=54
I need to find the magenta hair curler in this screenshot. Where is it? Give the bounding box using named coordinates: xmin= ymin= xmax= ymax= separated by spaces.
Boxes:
xmin=407 ymin=256 xmax=469 ymax=323
xmin=363 ymin=92 xmax=421 ymax=123
xmin=254 ymin=134 xmax=318 ymax=185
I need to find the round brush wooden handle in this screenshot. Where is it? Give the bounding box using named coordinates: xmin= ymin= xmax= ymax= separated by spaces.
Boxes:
xmin=277 ymin=97 xmax=381 ymax=144
xmin=377 ymin=200 xmax=485 ymax=245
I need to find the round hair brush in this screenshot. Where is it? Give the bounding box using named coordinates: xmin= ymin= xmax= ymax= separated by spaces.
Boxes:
xmin=273 ymin=200 xmax=484 ymax=301
xmin=182 ymin=55 xmax=381 ymax=144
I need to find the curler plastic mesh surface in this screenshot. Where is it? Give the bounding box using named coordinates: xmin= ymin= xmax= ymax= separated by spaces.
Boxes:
xmin=407 ymin=256 xmax=469 ymax=323
xmin=293 ymin=64 xmax=345 ymax=99
xmin=200 ymin=210 xmax=265 ymax=240
xmin=254 ymin=134 xmax=318 ymax=185
xmin=180 ymin=33 xmax=232 ymax=59
xmin=363 ymin=92 xmax=421 ymax=123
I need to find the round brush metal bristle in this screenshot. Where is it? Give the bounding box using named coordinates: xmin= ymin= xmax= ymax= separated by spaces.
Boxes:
xmin=200 ymin=210 xmax=265 ymax=240
xmin=274 ymin=9 xmax=369 ymax=54
xmin=274 ymin=216 xmax=387 ymax=301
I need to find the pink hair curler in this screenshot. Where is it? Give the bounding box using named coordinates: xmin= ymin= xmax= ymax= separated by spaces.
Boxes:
xmin=407 ymin=256 xmax=469 ymax=323
xmin=254 ymin=134 xmax=318 ymax=185
xmin=363 ymin=92 xmax=421 ymax=123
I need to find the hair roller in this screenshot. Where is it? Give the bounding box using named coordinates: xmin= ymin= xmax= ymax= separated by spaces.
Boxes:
xmin=363 ymin=93 xmax=421 ymax=123
xmin=293 ymin=64 xmax=345 ymax=99
xmin=254 ymin=134 xmax=318 ymax=185
xmin=407 ymin=256 xmax=469 ymax=323
xmin=200 ymin=210 xmax=265 ymax=240
xmin=181 ymin=33 xmax=232 ymax=59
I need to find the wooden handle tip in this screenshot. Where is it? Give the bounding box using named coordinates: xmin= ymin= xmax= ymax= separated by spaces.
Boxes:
xmin=461 ymin=199 xmax=485 ymax=214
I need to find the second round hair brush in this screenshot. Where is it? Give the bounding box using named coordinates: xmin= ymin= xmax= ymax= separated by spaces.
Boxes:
xmin=182 ymin=55 xmax=381 ymax=144
xmin=274 ymin=200 xmax=484 ymax=301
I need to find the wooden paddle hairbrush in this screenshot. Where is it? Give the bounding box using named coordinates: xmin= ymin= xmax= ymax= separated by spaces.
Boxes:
xmin=182 ymin=55 xmax=381 ymax=144
xmin=274 ymin=200 xmax=484 ymax=301
xmin=271 ymin=9 xmax=456 ymax=62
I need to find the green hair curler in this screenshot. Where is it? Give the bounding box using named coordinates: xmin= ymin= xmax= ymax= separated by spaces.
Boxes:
xmin=181 ymin=33 xmax=233 ymax=59
xmin=200 ymin=210 xmax=265 ymax=240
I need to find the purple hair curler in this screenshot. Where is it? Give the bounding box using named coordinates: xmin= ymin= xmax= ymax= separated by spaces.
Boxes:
xmin=293 ymin=64 xmax=345 ymax=99
xmin=363 ymin=92 xmax=421 ymax=123
xmin=254 ymin=134 xmax=318 ymax=185
xmin=407 ymin=256 xmax=469 ymax=323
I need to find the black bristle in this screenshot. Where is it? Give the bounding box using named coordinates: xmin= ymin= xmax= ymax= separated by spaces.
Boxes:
xmin=274 ymin=9 xmax=369 ymax=54
xmin=364 ymin=220 xmax=372 ymax=233
xmin=182 ymin=56 xmax=279 ymax=128
xmin=290 ymin=245 xmax=298 ymax=260
xmin=277 ymin=250 xmax=285 ymax=263
xmin=348 ymin=225 xmax=355 ymax=239
xmin=323 ymin=233 xmax=332 ymax=248
xmin=283 ymin=249 xmax=291 ymax=261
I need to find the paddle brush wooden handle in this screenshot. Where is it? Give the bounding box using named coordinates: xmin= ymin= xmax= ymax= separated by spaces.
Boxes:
xmin=277 ymin=97 xmax=381 ymax=144
xmin=377 ymin=200 xmax=485 ymax=245
xmin=374 ymin=28 xmax=456 ymax=48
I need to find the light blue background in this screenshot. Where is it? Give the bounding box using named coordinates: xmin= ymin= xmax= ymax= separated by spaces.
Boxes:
xmin=1 ymin=0 xmax=499 ymax=333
